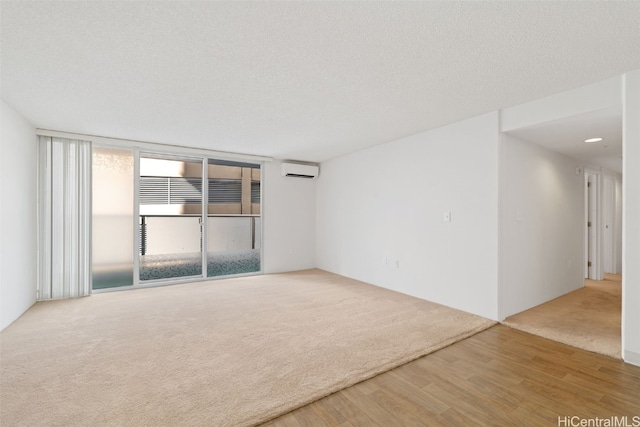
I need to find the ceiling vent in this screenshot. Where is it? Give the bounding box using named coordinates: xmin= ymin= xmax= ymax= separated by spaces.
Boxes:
xmin=281 ymin=162 xmax=319 ymax=179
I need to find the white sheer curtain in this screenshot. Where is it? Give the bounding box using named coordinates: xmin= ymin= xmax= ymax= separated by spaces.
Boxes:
xmin=37 ymin=136 xmax=92 ymax=299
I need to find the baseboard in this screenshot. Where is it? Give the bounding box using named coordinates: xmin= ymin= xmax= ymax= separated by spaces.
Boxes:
xmin=623 ymin=350 xmax=640 ymax=367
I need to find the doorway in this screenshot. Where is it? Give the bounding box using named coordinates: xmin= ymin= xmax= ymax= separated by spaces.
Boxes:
xmin=583 ymin=169 xmax=621 ymax=280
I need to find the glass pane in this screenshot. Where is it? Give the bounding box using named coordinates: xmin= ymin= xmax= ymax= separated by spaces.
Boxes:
xmin=139 ymin=156 xmax=203 ymax=281
xmin=206 ymin=160 xmax=261 ymax=278
xmin=92 ymin=147 xmax=134 ymax=289
xmin=206 ymin=217 xmax=260 ymax=277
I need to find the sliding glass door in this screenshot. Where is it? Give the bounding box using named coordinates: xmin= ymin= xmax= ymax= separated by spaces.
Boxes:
xmin=92 ymin=147 xmax=262 ymax=290
xmin=206 ymin=160 xmax=261 ymax=277
xmin=139 ymin=155 xmax=204 ymax=282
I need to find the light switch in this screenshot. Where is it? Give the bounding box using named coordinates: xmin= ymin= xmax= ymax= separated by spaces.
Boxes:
xmin=444 ymin=212 xmax=451 ymax=222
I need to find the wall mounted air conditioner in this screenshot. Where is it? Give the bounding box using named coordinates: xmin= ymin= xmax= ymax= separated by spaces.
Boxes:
xmin=281 ymin=162 xmax=319 ymax=179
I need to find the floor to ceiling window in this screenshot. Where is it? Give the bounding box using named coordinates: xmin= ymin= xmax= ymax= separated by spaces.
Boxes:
xmin=92 ymin=147 xmax=262 ymax=291
xmin=92 ymin=147 xmax=135 ymax=289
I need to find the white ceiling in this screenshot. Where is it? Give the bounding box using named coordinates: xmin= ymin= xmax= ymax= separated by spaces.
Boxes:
xmin=2 ymin=1 xmax=639 ymax=162
xmin=506 ymin=106 xmax=623 ymax=173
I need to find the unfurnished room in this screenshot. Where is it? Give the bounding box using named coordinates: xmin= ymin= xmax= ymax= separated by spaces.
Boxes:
xmin=1 ymin=1 xmax=640 ymax=426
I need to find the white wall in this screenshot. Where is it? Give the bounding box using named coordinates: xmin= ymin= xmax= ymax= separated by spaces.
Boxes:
xmin=1 ymin=100 xmax=37 ymax=330
xmin=499 ymin=134 xmax=584 ymax=318
xmin=262 ymin=160 xmax=316 ymax=273
xmin=622 ymin=69 xmax=640 ymax=366
xmin=316 ymin=112 xmax=500 ymax=320
xmin=501 ymin=76 xmax=622 ymax=132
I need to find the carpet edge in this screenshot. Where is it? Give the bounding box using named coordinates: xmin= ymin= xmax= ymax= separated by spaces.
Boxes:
xmin=249 ymin=319 xmax=497 ymax=427
xmin=501 ymin=321 xmax=622 ymax=360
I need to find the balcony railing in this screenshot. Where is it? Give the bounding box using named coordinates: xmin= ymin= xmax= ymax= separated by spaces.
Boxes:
xmin=139 ymin=214 xmax=260 ymax=256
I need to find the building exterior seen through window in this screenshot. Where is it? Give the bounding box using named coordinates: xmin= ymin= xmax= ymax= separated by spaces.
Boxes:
xmin=92 ymin=149 xmax=261 ymax=290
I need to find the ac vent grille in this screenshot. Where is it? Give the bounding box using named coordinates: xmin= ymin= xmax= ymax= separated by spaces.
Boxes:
xmin=285 ymin=173 xmax=314 ymax=178
xmin=281 ymin=162 xmax=319 ymax=179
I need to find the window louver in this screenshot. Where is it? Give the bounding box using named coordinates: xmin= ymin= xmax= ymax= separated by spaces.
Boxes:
xmin=170 ymin=177 xmax=202 ymax=204
xmin=209 ymin=179 xmax=241 ymax=203
xmin=140 ymin=177 xmax=202 ymax=205
xmin=140 ymin=177 xmax=169 ymax=204
xmin=140 ymin=177 xmax=251 ymax=205
xmin=251 ymin=181 xmax=260 ymax=204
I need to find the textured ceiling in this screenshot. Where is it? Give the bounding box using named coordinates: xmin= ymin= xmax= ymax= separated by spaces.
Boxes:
xmin=2 ymin=1 xmax=639 ymax=162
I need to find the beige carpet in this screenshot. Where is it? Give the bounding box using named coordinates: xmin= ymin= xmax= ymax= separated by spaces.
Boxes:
xmin=0 ymin=269 xmax=494 ymax=427
xmin=503 ymin=274 xmax=621 ymax=359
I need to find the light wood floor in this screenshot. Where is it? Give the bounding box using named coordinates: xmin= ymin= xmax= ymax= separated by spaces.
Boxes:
xmin=261 ymin=325 xmax=640 ymax=426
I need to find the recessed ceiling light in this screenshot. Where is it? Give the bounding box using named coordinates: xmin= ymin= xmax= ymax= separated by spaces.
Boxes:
xmin=585 ymin=137 xmax=603 ymax=143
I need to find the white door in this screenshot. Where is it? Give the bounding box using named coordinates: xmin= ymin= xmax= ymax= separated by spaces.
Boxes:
xmin=603 ymin=176 xmax=615 ymax=274
xmin=586 ymin=173 xmax=598 ymax=280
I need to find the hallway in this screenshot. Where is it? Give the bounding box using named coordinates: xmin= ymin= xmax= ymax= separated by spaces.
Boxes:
xmin=503 ymin=274 xmax=621 ymax=359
